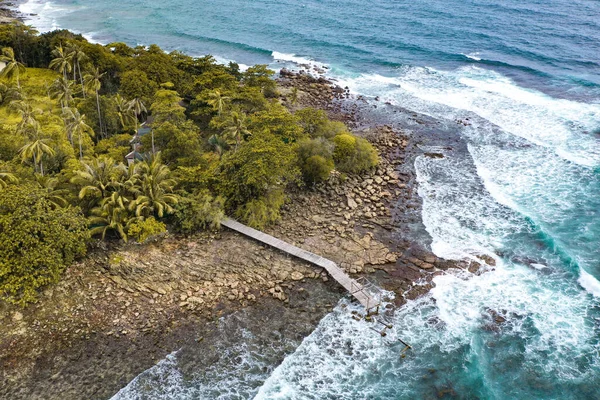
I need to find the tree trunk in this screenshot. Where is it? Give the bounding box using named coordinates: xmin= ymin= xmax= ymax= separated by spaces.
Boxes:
xmin=152 ymin=129 xmax=155 ymax=154
xmin=78 ymin=62 xmax=85 ymax=99
xmin=79 ymin=132 xmax=83 ymax=160
xmin=96 ymin=90 xmax=105 ymax=138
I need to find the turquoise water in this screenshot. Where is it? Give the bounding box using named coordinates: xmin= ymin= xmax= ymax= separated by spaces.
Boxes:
xmin=19 ymin=0 xmax=600 ymax=398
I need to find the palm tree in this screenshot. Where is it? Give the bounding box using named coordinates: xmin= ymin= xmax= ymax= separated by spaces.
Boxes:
xmin=49 ymin=44 xmax=73 ymax=81
xmin=0 ymin=171 xmax=18 ymax=190
xmin=49 ymin=76 xmax=75 ymax=110
xmin=65 ymin=108 xmax=95 ymax=159
xmin=132 ymin=153 xmax=178 ymax=218
xmin=206 ymin=89 xmax=230 ymax=115
xmin=208 ymin=134 xmax=227 ymax=158
xmin=114 ymin=94 xmax=136 ymax=131
xmin=127 ymin=97 xmax=148 ymax=150
xmin=84 ymin=67 xmax=106 ymax=137
xmin=0 ymin=82 xmax=22 ymax=105
xmin=19 ymin=124 xmax=55 ymax=176
xmin=36 ymin=176 xmax=68 ymax=208
xmin=0 ymin=47 xmax=26 ymax=88
xmin=66 ymin=43 xmax=87 ymax=97
xmin=127 ymin=97 xmax=147 ymax=131
xmin=223 ymin=111 xmax=251 ymax=151
xmin=9 ymin=100 xmax=41 ymax=133
xmin=89 ymin=192 xmax=138 ymax=242
xmin=70 ymin=155 xmax=125 ymax=203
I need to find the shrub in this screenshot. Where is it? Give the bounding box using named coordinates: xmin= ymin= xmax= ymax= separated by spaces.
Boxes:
xmin=172 ymin=191 xmax=225 ymax=234
xmin=235 ymin=189 xmax=285 ymax=229
xmin=127 ymin=216 xmax=167 ymax=243
xmin=333 ymin=134 xmax=378 ymax=173
xmin=0 ymin=185 xmax=89 ymax=305
xmin=303 ymin=155 xmax=334 ymax=184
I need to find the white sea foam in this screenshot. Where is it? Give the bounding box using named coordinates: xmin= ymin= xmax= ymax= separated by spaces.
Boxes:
xmin=415 ymin=152 xmax=521 ymax=261
xmin=271 ymin=51 xmax=315 ymax=66
xmin=112 ymin=324 xmax=282 ymax=399
xmin=463 ymin=52 xmax=482 ymax=61
xmin=578 ymin=268 xmax=600 ymax=297
xmin=530 ymin=263 xmax=548 ymax=270
xmin=335 ymin=66 xmax=600 ymax=167
xmin=212 ymin=55 xmax=250 ymax=71
xmin=256 ymin=264 xmax=598 ymax=398
xmin=19 ymin=0 xmax=67 ymax=32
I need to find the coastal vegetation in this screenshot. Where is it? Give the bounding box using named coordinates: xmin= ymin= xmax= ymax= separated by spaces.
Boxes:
xmin=0 ymin=22 xmax=378 ymax=305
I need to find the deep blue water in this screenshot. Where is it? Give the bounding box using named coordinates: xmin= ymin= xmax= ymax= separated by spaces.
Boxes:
xmin=19 ymin=0 xmax=600 ymax=398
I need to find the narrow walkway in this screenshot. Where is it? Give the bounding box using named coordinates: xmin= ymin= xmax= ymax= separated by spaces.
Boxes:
xmin=221 ymin=218 xmax=380 ymax=312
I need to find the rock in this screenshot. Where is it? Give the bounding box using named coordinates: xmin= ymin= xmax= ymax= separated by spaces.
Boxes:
xmin=291 ymin=271 xmax=304 ymax=281
xmin=374 ymin=176 xmax=383 ymax=185
xmin=422 ymin=255 xmax=437 ymax=264
xmin=12 ymin=312 xmax=23 ymax=322
xmin=347 ymin=195 xmax=358 ymax=209
xmin=186 ymin=296 xmax=204 ymax=304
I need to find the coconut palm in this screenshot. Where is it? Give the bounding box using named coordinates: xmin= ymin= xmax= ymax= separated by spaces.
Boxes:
xmin=223 ymin=111 xmax=251 ymax=150
xmin=89 ymin=191 xmax=138 ymax=242
xmin=36 ymin=176 xmax=68 ymax=208
xmin=84 ymin=67 xmax=106 ymax=137
xmin=0 ymin=82 xmax=22 ymax=105
xmin=127 ymin=97 xmax=148 ymax=149
xmin=49 ymin=76 xmax=75 ymax=110
xmin=114 ymin=94 xmax=136 ymax=130
xmin=9 ymin=100 xmax=41 ymax=133
xmin=208 ymin=134 xmax=228 ymax=158
xmin=66 ymin=43 xmax=87 ymax=97
xmin=70 ymin=155 xmax=126 ymax=203
xmin=127 ymin=97 xmax=147 ymax=133
xmin=206 ymin=89 xmax=230 ymax=115
xmin=0 ymin=47 xmax=26 ymax=88
xmin=0 ymin=172 xmax=18 ymax=190
xmin=19 ymin=124 xmax=55 ymax=176
xmin=49 ymin=44 xmax=73 ymax=81
xmin=65 ymin=108 xmax=95 ymax=159
xmin=132 ymin=153 xmax=178 ymax=218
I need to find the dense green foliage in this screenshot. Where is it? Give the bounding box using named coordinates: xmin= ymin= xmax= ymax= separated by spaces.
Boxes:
xmin=0 ymin=22 xmax=379 ymax=302
xmin=0 ymin=185 xmax=89 ymax=305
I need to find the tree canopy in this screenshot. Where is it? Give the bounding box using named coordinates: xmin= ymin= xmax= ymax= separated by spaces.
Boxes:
xmin=0 ymin=25 xmax=380 ymax=302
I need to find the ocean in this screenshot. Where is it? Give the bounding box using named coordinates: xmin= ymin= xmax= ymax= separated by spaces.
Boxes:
xmin=17 ymin=0 xmax=600 ymax=398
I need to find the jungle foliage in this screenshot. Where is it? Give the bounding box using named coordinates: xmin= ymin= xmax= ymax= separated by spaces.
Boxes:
xmin=0 ymin=22 xmax=379 ymax=302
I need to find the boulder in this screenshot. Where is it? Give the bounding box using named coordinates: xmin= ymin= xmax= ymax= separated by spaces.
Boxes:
xmin=291 ymin=271 xmax=304 ymax=281
xmin=347 ymin=195 xmax=358 ymax=209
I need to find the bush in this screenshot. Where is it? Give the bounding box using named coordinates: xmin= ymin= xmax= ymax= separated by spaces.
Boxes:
xmin=217 ymin=132 xmax=300 ymax=209
xmin=353 ymin=137 xmax=379 ymax=172
xmin=127 ymin=216 xmax=167 ymax=243
xmin=333 ymin=134 xmax=378 ymax=173
xmin=333 ymin=133 xmax=357 ymax=163
xmin=0 ymin=185 xmax=89 ymax=305
xmin=297 ymin=138 xmax=335 ymax=184
xmin=235 ymin=189 xmax=285 ymax=229
xmin=303 ymin=155 xmax=334 ymax=184
xmin=172 ymin=191 xmax=224 ymax=234
xmin=295 ymin=108 xmax=349 ymax=139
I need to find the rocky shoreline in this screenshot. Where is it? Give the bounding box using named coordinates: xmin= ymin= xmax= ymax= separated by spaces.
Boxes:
xmin=0 ymin=70 xmax=477 ymax=399
xmin=0 ymin=1 xmax=22 ymax=24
